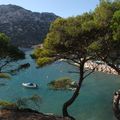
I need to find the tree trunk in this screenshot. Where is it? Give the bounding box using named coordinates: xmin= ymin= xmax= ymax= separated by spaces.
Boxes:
xmin=62 ymin=62 xmax=84 ymax=120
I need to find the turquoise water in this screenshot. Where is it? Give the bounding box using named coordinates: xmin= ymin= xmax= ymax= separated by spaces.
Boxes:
xmin=0 ymin=50 xmax=120 ymax=120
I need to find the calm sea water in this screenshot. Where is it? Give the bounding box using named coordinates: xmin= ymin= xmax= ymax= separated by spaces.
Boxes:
xmin=0 ymin=50 xmax=120 ymax=120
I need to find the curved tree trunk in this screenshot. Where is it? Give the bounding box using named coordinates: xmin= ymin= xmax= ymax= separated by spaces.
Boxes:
xmin=62 ymin=63 xmax=84 ymax=120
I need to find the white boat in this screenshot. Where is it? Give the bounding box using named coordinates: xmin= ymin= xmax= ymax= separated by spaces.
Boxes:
xmin=22 ymin=83 xmax=38 ymax=88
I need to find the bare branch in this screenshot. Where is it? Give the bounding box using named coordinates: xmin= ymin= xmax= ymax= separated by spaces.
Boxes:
xmin=83 ymin=63 xmax=100 ymax=79
xmin=97 ymin=53 xmax=120 ymax=75
xmin=0 ymin=59 xmax=12 ymax=72
xmin=67 ymin=61 xmax=79 ymax=67
xmin=83 ymin=68 xmax=95 ymax=79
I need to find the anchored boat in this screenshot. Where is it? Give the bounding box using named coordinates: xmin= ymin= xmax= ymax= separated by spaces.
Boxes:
xmin=22 ymin=83 xmax=38 ymax=88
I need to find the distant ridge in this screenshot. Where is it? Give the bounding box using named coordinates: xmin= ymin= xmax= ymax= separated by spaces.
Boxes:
xmin=0 ymin=4 xmax=59 ymax=47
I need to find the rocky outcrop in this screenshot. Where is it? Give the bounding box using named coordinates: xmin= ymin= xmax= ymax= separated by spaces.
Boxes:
xmin=0 ymin=4 xmax=58 ymax=47
xmin=0 ymin=108 xmax=70 ymax=120
xmin=113 ymin=90 xmax=120 ymax=120
xmin=74 ymin=60 xmax=118 ymax=75
xmin=84 ymin=61 xmax=118 ymax=75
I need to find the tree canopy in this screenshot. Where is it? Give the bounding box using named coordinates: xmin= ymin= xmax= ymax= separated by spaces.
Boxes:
xmin=0 ymin=33 xmax=25 ymax=73
xmin=32 ymin=8 xmax=101 ymax=120
xmin=32 ymin=0 xmax=120 ymax=119
xmin=89 ymin=0 xmax=120 ymax=74
xmin=33 ymin=0 xmax=120 ymax=68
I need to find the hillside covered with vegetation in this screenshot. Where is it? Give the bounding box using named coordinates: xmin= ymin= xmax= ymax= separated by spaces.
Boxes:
xmin=0 ymin=4 xmax=58 ymax=47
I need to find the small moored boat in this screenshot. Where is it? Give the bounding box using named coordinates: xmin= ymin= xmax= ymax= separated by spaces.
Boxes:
xmin=22 ymin=83 xmax=38 ymax=88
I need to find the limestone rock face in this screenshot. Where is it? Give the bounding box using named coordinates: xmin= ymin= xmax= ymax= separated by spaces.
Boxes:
xmin=0 ymin=4 xmax=58 ymax=47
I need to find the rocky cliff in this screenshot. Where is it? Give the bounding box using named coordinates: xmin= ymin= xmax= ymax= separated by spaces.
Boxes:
xmin=0 ymin=4 xmax=58 ymax=47
xmin=0 ymin=108 xmax=70 ymax=120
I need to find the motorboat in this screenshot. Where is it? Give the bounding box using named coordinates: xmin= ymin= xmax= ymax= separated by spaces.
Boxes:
xmin=22 ymin=83 xmax=38 ymax=88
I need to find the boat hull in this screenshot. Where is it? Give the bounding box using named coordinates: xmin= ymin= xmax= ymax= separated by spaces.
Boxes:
xmin=22 ymin=83 xmax=38 ymax=89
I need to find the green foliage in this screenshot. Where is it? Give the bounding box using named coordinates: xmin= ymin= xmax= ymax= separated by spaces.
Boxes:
xmin=32 ymin=0 xmax=120 ymax=74
xmin=0 ymin=32 xmax=25 ymax=73
xmin=0 ymin=32 xmax=25 ymax=60
xmin=31 ymin=1 xmax=120 ymax=118
xmin=94 ymin=0 xmax=114 ymax=27
xmin=37 ymin=57 xmax=54 ymax=67
xmin=0 ymin=73 xmax=11 ymax=79
xmin=0 ymin=33 xmax=9 ymax=45
xmin=88 ymin=41 xmax=102 ymax=52
xmin=32 ymin=48 xmax=55 ymax=59
xmin=0 ymin=100 xmax=16 ymax=108
xmin=33 ymin=13 xmax=97 ymax=66
xmin=111 ymin=10 xmax=120 ymax=41
xmin=43 ymin=15 xmax=96 ymax=56
xmin=44 ymin=32 xmax=62 ymax=51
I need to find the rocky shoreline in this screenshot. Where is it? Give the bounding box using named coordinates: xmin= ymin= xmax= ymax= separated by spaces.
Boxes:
xmin=73 ymin=60 xmax=118 ymax=75
xmin=0 ymin=108 xmax=70 ymax=120
xmin=60 ymin=59 xmax=118 ymax=75
xmin=84 ymin=61 xmax=118 ymax=75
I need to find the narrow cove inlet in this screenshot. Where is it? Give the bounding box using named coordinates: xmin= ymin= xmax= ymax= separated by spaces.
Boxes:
xmin=0 ymin=50 xmax=119 ymax=120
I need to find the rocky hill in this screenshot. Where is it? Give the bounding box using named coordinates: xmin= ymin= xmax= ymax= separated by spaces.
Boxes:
xmin=0 ymin=4 xmax=58 ymax=47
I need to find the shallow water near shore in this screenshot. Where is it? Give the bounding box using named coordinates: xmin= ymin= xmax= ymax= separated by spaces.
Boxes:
xmin=0 ymin=50 xmax=120 ymax=120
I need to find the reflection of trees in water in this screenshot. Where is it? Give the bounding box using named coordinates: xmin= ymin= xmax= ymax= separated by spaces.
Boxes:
xmin=15 ymin=94 xmax=42 ymax=111
xmin=0 ymin=95 xmax=42 ymax=111
xmin=9 ymin=63 xmax=30 ymax=75
xmin=0 ymin=83 xmax=6 ymax=87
